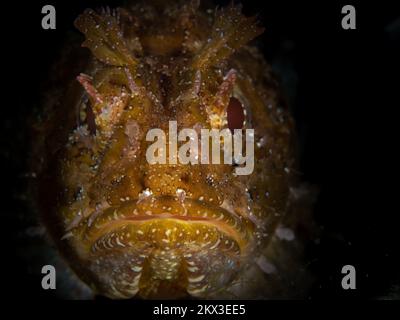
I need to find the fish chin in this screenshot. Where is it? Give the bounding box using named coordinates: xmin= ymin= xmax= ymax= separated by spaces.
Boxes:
xmin=81 ymin=196 xmax=253 ymax=299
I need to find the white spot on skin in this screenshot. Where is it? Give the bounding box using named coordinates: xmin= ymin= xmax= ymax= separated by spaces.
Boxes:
xmin=137 ymin=188 xmax=153 ymax=202
xmin=176 ymin=188 xmax=186 ymax=202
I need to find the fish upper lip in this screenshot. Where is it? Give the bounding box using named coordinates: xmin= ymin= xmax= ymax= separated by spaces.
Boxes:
xmin=78 ymin=195 xmax=254 ymax=249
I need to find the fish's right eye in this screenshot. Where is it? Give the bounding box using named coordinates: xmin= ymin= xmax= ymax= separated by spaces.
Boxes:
xmin=227 ymin=97 xmax=244 ymax=132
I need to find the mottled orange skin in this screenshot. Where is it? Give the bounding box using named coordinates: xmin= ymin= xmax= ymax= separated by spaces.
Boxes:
xmin=34 ymin=1 xmax=300 ymax=299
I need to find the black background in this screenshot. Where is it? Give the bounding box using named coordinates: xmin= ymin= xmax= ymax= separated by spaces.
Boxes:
xmin=1 ymin=0 xmax=399 ymax=301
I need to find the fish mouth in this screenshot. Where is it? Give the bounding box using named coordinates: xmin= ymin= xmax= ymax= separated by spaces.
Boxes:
xmin=76 ymin=195 xmax=255 ymax=298
xmin=83 ymin=195 xmax=253 ymax=251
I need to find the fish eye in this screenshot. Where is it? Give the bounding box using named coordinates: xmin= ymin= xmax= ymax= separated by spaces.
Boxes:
xmin=227 ymin=97 xmax=245 ymax=132
xmin=84 ymin=102 xmax=97 ymax=135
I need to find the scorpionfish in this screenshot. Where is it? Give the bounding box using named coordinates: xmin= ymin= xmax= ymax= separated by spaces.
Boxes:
xmin=33 ymin=0 xmax=307 ymax=299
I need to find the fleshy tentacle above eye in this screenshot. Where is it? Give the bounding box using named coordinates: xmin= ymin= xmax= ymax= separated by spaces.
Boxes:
xmin=173 ymin=5 xmax=263 ymax=128
xmin=74 ymin=9 xmax=139 ymax=67
xmin=203 ymin=69 xmax=238 ymax=129
xmin=192 ymin=4 xmax=264 ymax=71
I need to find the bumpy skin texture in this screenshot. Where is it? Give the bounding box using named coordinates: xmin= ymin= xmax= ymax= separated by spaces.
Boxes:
xmin=34 ymin=1 xmax=305 ymax=299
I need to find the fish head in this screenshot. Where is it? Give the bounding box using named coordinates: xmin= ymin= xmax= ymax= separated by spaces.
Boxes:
xmin=36 ymin=2 xmax=295 ymax=299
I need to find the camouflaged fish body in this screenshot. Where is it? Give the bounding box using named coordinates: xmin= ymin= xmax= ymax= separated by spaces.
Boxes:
xmin=34 ymin=1 xmax=302 ymax=299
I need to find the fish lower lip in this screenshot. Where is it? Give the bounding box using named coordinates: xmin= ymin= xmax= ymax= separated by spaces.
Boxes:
xmin=81 ymin=195 xmax=253 ymax=249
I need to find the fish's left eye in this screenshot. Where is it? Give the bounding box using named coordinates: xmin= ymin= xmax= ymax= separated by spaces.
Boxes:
xmin=227 ymin=97 xmax=245 ymax=132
